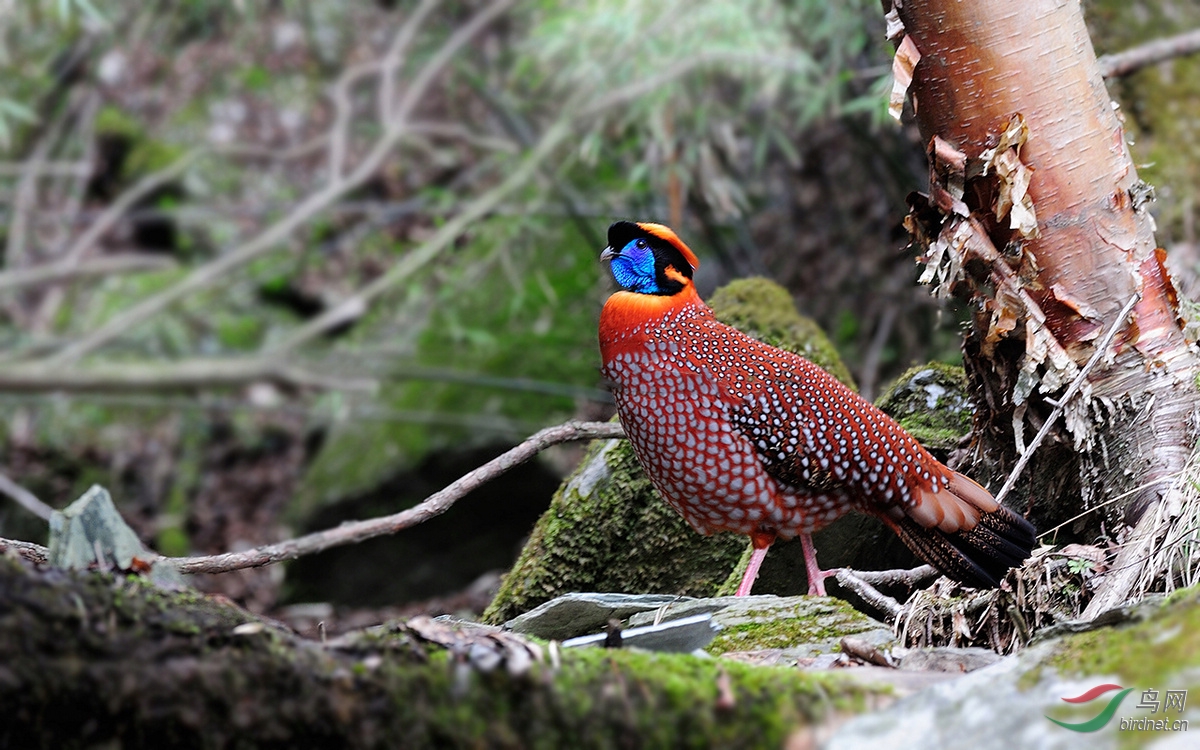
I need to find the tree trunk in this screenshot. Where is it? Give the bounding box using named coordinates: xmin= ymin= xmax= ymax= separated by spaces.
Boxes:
xmin=887 ymin=0 xmax=1200 ymax=617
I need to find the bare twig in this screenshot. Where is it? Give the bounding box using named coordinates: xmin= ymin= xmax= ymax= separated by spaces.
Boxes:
xmin=39 ymin=0 xmax=517 ymax=368
xmin=0 ymin=255 xmax=177 ymax=292
xmin=1099 ymin=28 xmax=1200 ymax=79
xmin=172 ymin=420 xmax=625 ymax=574
xmin=0 ymin=359 xmax=376 ymax=393
xmin=846 ymin=564 xmax=937 ymax=587
xmin=834 ymin=569 xmax=902 ymax=620
xmin=34 ymin=92 xmax=102 ymax=332
xmin=55 ymin=150 xmax=204 ymax=270
xmin=379 ymin=0 xmax=440 ymax=127
xmin=0 ymin=537 xmax=49 ymax=564
xmin=0 ymin=161 xmax=91 ymax=177
xmin=267 ymin=118 xmax=572 ymax=353
xmin=579 ymin=51 xmax=814 ymax=117
xmin=993 ymin=292 xmax=1140 ymax=507
xmin=5 ymin=99 xmax=75 ymax=276
xmin=0 ymin=472 xmax=54 ymax=520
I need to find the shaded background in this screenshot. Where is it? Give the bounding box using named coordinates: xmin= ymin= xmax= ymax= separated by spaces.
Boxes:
xmin=0 ymin=0 xmax=1196 ymax=625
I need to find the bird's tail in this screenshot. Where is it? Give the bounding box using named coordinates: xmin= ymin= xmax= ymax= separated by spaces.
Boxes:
xmin=880 ymin=472 xmax=1037 ymax=588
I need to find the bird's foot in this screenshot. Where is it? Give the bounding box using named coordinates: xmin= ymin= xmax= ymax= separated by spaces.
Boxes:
xmin=806 ymin=567 xmax=839 ymax=597
xmin=734 ymin=543 xmax=771 ymax=597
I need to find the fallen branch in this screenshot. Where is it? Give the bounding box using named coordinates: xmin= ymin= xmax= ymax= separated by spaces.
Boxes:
xmin=1098 ymin=28 xmax=1200 ymax=79
xmin=0 ymin=472 xmax=54 ymax=520
xmin=0 ymin=359 xmax=376 ymax=393
xmin=0 ymin=536 xmax=49 ymax=564
xmin=172 ymin=420 xmax=624 ymax=575
xmin=834 ymin=569 xmax=902 ymax=620
xmin=0 ymin=255 xmax=177 ymax=292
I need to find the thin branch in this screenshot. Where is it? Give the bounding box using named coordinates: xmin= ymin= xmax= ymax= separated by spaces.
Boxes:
xmin=0 ymin=255 xmax=177 ymax=292
xmin=4 ymin=99 xmax=74 ymax=276
xmin=266 ymin=118 xmax=572 ymax=353
xmin=0 ymin=472 xmax=54 ymax=521
xmin=379 ymin=0 xmax=440 ymax=127
xmin=579 ymin=51 xmax=815 ymax=117
xmin=407 ymin=121 xmax=519 ymax=153
xmin=0 ymin=161 xmax=91 ymax=177
xmin=834 ymin=569 xmax=903 ymax=620
xmin=846 ymin=564 xmax=937 ymax=587
xmin=993 ymin=292 xmax=1140 ymax=507
xmin=0 ymin=537 xmax=49 ymax=565
xmin=1099 ymin=28 xmax=1200 ymax=79
xmin=38 ymin=0 xmax=517 ymax=368
xmin=0 ymin=359 xmax=376 ymax=394
xmin=34 ymin=92 xmax=103 ymax=332
xmin=172 ymin=420 xmax=625 ymax=574
xmin=55 ymin=150 xmax=204 ymax=270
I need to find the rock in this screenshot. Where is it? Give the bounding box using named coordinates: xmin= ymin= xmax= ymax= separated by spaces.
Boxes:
xmin=562 ymin=613 xmax=719 ymax=653
xmin=48 ymin=485 xmax=183 ymax=587
xmin=0 ymin=555 xmax=887 ymax=747
xmin=895 ymin=646 xmax=1002 ymax=673
xmin=628 ymin=594 xmax=894 ymax=659
xmin=826 ymin=585 xmax=1200 ymax=748
xmin=481 ymin=437 xmax=746 ymax=624
xmin=875 ymin=362 xmax=972 ymax=456
xmin=505 ymin=592 xmax=695 ymax=641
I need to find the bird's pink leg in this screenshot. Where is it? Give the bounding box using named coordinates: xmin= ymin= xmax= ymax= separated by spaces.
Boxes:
xmin=734 ymin=532 xmax=775 ymax=597
xmin=800 ymin=532 xmax=837 ymax=596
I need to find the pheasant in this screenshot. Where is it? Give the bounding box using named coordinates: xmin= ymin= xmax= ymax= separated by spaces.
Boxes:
xmin=598 ymin=221 xmax=1035 ymax=596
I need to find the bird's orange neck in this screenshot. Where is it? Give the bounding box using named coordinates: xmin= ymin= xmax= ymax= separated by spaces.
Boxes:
xmin=599 ymin=281 xmax=706 ymax=362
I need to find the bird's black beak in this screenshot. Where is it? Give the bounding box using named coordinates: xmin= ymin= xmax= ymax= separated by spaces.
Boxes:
xmin=599 ymin=246 xmax=617 ymax=262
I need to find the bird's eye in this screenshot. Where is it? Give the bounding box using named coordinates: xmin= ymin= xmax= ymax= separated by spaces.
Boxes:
xmin=636 ymin=239 xmax=647 ymax=249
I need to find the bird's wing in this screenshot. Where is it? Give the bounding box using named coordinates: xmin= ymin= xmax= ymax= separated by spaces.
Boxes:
xmin=724 ymin=367 xmax=934 ymax=512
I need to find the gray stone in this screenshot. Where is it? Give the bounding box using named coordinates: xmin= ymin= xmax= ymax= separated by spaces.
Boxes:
xmin=629 ymin=594 xmax=895 ymax=658
xmin=504 ymin=592 xmax=695 ymax=640
xmin=48 ymin=485 xmax=183 ymax=587
xmin=824 ymin=640 xmax=1109 ymax=750
xmin=561 ymin=613 xmax=718 ymax=653
xmin=895 ymin=646 xmax=1002 ymax=673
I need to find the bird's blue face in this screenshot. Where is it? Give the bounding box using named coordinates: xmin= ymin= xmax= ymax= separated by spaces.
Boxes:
xmin=605 ymin=238 xmax=660 ymax=294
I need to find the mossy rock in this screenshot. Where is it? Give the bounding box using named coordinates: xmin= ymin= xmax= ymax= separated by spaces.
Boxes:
xmin=625 ymin=595 xmax=894 ymax=658
xmin=875 ymin=362 xmax=972 ymax=456
xmin=0 ymin=554 xmax=881 ymax=747
xmin=708 ymin=277 xmax=856 ymax=389
xmin=827 ymin=585 xmax=1200 ymax=747
xmin=482 ymin=438 xmax=747 ymax=625
xmin=484 ymin=278 xmax=854 ymax=623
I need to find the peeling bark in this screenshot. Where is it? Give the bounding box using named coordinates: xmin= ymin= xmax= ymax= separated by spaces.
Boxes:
xmin=886 ymin=0 xmax=1200 ymax=616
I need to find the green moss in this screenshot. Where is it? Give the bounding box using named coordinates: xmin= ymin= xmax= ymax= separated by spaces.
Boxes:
xmin=875 ymin=362 xmax=972 ymax=454
xmin=94 ymin=104 xmax=186 ymax=179
xmin=370 ymin=637 xmax=875 ymax=747
xmin=707 ymin=599 xmax=882 ymax=655
xmin=1085 ymin=1 xmax=1200 ymax=261
xmin=708 ymin=277 xmax=856 ymax=389
xmin=3 ymin=555 xmax=889 ymax=745
xmin=1016 ymin=588 xmax=1200 ymax=748
xmin=1040 ymin=589 xmax=1200 ymax=690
